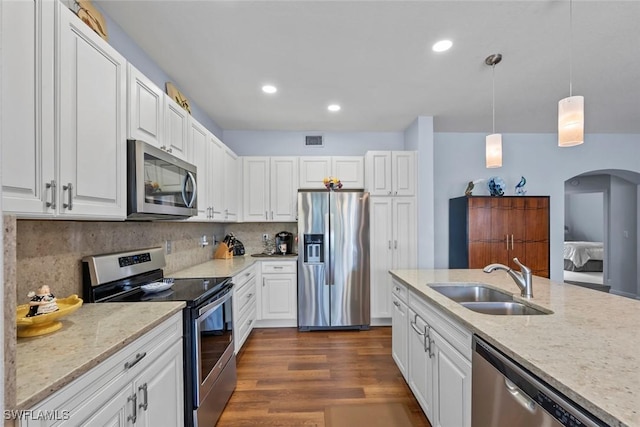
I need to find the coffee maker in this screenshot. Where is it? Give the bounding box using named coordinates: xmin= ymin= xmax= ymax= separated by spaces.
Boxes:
xmin=275 ymin=231 xmax=295 ymax=255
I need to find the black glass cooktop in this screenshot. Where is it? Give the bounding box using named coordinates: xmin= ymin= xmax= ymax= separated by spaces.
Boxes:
xmin=107 ymin=277 xmax=231 ymax=307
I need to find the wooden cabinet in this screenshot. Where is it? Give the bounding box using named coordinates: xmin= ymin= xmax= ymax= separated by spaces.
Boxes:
xmin=233 ymin=264 xmax=258 ymax=352
xmin=3 ymin=2 xmax=126 ymax=219
xmin=365 ymin=151 xmax=417 ymax=196
xmin=370 ymin=197 xmax=417 ymax=320
xmin=243 ymin=157 xmax=298 ymax=222
xmin=257 ymin=261 xmax=297 ymax=327
xmin=449 ymin=196 xmax=550 ymax=278
xmin=299 ymin=156 xmax=364 ymax=189
xmin=23 ymin=313 xmax=184 ymax=427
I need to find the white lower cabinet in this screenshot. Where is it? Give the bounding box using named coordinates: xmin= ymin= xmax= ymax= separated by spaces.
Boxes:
xmin=232 ymin=264 xmax=258 ymax=352
xmin=22 ymin=313 xmax=184 ymax=427
xmin=391 ymin=278 xmax=472 ymax=427
xmin=256 ymin=261 xmax=297 ymax=327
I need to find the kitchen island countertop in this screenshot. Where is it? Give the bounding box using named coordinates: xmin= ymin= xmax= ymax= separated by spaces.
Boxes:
xmin=389 ymin=269 xmax=639 ymax=427
xmin=16 ymin=301 xmax=184 ymax=409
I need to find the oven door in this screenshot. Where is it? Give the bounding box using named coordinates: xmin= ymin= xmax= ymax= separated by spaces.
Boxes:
xmin=128 ymin=139 xmax=197 ymax=219
xmin=194 ymin=288 xmax=234 ymax=407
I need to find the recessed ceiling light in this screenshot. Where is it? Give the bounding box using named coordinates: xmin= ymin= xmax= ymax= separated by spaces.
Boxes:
xmin=262 ymin=84 xmax=277 ymax=94
xmin=327 ymin=104 xmax=341 ymax=112
xmin=432 ymin=39 xmax=453 ymax=53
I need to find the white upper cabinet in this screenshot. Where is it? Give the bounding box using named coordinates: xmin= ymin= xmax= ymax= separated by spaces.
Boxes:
xmin=243 ymin=157 xmax=298 ymax=222
xmin=188 ymin=117 xmax=210 ymax=220
xmin=164 ymin=96 xmax=190 ymax=159
xmin=223 ymin=148 xmax=239 ymax=221
xmin=57 ymin=4 xmax=127 ymax=218
xmin=1 ymin=0 xmax=55 ymax=216
xmin=365 ymin=151 xmax=416 ymax=196
xmin=299 ymin=156 xmax=364 ymax=189
xmin=209 ymin=135 xmax=226 ymax=220
xmin=127 ymin=64 xmax=163 ymax=147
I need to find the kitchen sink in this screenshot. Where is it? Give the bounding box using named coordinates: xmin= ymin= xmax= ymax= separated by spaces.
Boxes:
xmin=460 ymin=301 xmax=549 ymax=315
xmin=428 ymin=283 xmax=551 ymax=316
xmin=428 ymin=283 xmax=514 ymax=303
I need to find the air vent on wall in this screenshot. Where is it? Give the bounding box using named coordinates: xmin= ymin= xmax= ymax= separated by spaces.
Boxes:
xmin=305 ymin=135 xmax=324 ymax=147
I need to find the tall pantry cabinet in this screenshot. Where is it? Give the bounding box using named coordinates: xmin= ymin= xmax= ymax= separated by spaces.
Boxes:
xmin=366 ymin=151 xmax=418 ymax=322
xmin=449 ymin=196 xmax=550 ymax=278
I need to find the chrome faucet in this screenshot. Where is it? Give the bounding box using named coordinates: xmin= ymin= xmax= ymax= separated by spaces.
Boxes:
xmin=483 ymin=258 xmax=533 ymax=298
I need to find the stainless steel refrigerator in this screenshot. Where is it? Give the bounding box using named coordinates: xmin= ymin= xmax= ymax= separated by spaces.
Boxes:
xmin=297 ymin=190 xmax=370 ymax=330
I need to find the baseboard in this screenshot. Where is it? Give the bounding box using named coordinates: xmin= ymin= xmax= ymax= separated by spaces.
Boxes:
xmin=254 ymin=319 xmax=298 ymax=328
xmin=608 ymin=289 xmax=639 ymax=299
xmin=371 ymin=317 xmax=392 ymax=327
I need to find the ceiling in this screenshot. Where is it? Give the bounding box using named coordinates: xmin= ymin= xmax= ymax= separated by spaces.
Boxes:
xmin=96 ymin=1 xmax=640 ymax=134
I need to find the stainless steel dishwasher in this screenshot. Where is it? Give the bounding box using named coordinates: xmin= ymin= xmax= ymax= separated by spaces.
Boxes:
xmin=472 ymin=336 xmax=607 ymax=427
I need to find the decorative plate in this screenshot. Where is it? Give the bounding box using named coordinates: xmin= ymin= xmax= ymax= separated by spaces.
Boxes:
xmin=141 ymin=279 xmax=174 ymax=294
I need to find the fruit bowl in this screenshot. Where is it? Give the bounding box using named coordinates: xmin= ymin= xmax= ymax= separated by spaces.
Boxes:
xmin=16 ymin=294 xmax=83 ymax=338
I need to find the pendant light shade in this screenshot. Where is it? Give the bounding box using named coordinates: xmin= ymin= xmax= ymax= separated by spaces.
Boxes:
xmin=486 ymin=133 xmax=502 ymax=168
xmin=485 ymin=53 xmax=502 ymax=168
xmin=558 ymin=95 xmax=584 ymax=147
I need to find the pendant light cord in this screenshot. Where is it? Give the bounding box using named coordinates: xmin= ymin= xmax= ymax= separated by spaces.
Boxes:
xmin=569 ymin=0 xmax=573 ymax=97
xmin=492 ymin=64 xmax=496 ymax=134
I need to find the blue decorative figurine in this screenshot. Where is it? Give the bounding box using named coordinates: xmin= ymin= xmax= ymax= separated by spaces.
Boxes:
xmin=515 ymin=176 xmax=527 ymax=196
xmin=487 ymin=177 xmax=505 ymax=196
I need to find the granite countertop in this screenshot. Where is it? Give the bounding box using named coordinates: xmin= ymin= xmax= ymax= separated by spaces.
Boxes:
xmin=169 ymin=255 xmax=261 ymax=278
xmin=389 ymin=269 xmax=639 ymax=427
xmin=16 ymin=302 xmax=185 ymax=409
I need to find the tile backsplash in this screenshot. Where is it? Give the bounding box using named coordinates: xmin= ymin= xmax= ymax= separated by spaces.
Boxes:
xmin=15 ymin=220 xmax=297 ymax=304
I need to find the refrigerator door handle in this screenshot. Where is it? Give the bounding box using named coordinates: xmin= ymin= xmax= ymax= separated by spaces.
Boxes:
xmin=325 ymin=211 xmax=333 ymax=286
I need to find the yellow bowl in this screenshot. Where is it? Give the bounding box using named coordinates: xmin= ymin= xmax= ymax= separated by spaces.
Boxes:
xmin=17 ymin=295 xmax=83 ymax=338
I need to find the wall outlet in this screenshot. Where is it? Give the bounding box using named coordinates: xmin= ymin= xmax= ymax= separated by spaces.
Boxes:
xmin=165 ymin=240 xmax=172 ymax=254
xmin=263 ymin=233 xmax=269 ymax=242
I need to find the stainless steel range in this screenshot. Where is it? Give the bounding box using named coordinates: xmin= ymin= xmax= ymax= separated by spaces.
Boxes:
xmin=82 ymin=247 xmax=235 ymax=427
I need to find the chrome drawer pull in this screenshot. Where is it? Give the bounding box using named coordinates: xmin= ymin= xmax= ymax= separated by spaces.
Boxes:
xmin=138 ymin=383 xmax=148 ymax=410
xmin=124 ymin=352 xmax=147 ymax=369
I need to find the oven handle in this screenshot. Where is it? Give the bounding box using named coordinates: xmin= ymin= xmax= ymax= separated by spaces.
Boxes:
xmin=197 ymin=285 xmax=232 ymax=318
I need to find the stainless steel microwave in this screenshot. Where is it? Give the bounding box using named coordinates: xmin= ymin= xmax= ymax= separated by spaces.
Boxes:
xmin=127 ymin=140 xmax=197 ymax=219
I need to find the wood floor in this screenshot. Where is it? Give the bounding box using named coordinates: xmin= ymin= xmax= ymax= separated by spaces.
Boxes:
xmin=217 ymin=327 xmax=431 ymax=426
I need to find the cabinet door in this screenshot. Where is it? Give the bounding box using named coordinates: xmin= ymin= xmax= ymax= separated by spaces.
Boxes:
xmin=365 ymin=151 xmax=392 ymax=196
xmin=1 ymin=0 xmax=56 ymax=215
xmin=134 ymin=339 xmax=184 ymax=427
xmin=466 ymin=197 xmax=493 ymax=268
xmin=391 ymin=294 xmax=408 ymax=380
xmin=393 ymin=198 xmax=418 ymax=269
xmin=261 ymin=274 xmax=297 ymax=320
xmin=332 ymin=156 xmax=364 ymax=188
xmin=243 ymin=157 xmax=270 ymax=222
xmin=127 ymin=64 xmax=163 ymax=147
xmin=271 ymin=157 xmax=299 ymax=221
xmin=165 ymin=96 xmax=190 ymax=160
xmin=392 ymin=151 xmax=416 ymax=196
xmin=78 ymin=385 xmax=131 ymax=427
xmin=189 ymin=123 xmax=210 ymax=220
xmin=223 ymin=148 xmax=239 ymax=221
xmin=58 ymin=5 xmax=126 ymax=219
xmin=432 ymin=329 xmax=471 ymax=427
xmin=407 ymin=308 xmax=434 ymax=420
xmin=209 ymin=136 xmax=225 ymax=220
xmin=521 ymin=197 xmax=550 ymax=277
xmin=370 ymin=198 xmax=393 ymax=318
xmin=299 ymin=156 xmax=331 ymax=189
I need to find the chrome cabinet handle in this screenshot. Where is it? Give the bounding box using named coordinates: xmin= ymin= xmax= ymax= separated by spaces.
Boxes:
xmin=265 ymin=211 xmax=268 ymax=220
xmin=62 ymin=183 xmax=73 ymax=210
xmin=45 ymin=180 xmax=56 ymax=209
xmin=394 ymin=240 xmax=398 ymax=249
xmin=511 ymin=234 xmax=514 ymax=250
xmin=160 ymin=145 xmax=166 ymax=150
xmin=246 ymin=293 xmax=253 ymax=299
xmin=271 ymin=211 xmax=273 ymax=220
xmin=395 ymin=191 xmax=398 ymax=195
xmin=393 ymin=300 xmax=400 ymax=308
xmin=506 ymin=234 xmax=508 ymax=250
xmin=247 ymin=319 xmax=253 ymax=325
xmin=127 ymin=394 xmax=137 ymax=423
xmin=166 ymin=147 xmax=172 ymax=153
xmin=388 ymin=191 xmax=392 ymax=195
xmin=388 ymin=240 xmax=391 ymax=249
xmin=138 ymin=383 xmax=148 ymax=411
xmin=410 ymin=320 xmax=424 ymax=336
xmin=124 ymin=352 xmax=147 ymax=369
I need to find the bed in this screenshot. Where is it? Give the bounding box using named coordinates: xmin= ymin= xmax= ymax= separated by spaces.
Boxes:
xmin=563 ymin=241 xmax=604 ymax=272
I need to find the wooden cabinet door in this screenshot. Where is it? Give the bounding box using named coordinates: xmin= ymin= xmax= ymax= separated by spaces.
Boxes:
xmin=467 ymin=197 xmax=493 ymax=268
xmin=58 ymin=5 xmax=126 ymax=219
xmin=522 ymin=197 xmax=550 ymax=277
xmin=243 ymin=157 xmax=270 ymax=222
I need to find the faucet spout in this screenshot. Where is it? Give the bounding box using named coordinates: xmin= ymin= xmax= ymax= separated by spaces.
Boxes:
xmin=483 ymin=258 xmax=533 ymax=298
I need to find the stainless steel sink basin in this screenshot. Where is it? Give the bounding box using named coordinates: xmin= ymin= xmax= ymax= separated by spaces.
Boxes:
xmin=428 ymin=283 xmax=551 ymax=316
xmin=460 ymin=301 xmax=549 ymax=316
xmin=428 ymin=283 xmax=513 ymax=303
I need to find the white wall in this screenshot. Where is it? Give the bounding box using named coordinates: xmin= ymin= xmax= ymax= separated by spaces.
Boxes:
xmin=433 ymin=132 xmax=640 ymax=283
xmin=222 ymin=130 xmax=404 ymax=156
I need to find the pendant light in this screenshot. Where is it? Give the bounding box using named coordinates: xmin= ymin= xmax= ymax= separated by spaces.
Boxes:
xmin=485 ymin=53 xmax=502 ymax=168
xmin=558 ymin=0 xmax=584 ymax=147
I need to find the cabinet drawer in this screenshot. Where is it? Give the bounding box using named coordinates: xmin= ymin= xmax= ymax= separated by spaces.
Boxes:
xmin=235 ymin=275 xmax=257 ymax=316
xmin=236 ymin=303 xmax=257 ymax=351
xmin=261 ymin=261 xmax=296 ymax=274
xmin=392 ymin=279 xmax=408 ymax=302
xmin=233 ymin=264 xmax=257 ymax=290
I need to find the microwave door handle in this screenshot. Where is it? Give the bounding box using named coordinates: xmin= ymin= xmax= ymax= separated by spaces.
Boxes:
xmin=182 ymin=171 xmax=197 ymax=208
